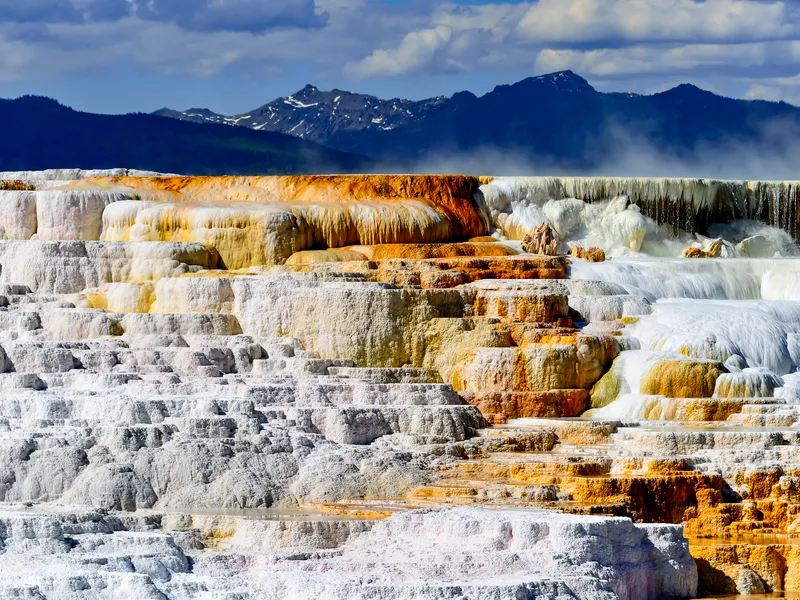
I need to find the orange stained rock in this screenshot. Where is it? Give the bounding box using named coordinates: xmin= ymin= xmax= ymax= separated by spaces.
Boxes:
xmin=641 ymin=359 xmax=727 ymax=398
xmin=285 ymin=249 xmax=369 ymax=265
xmin=418 ymin=270 xmax=473 ymax=289
xmin=737 ymin=466 xmax=786 ymax=500
xmin=644 ymin=458 xmax=695 ymax=474
xmin=433 ymin=459 xmax=722 ymax=523
xmin=374 ymin=269 xmax=423 ymax=288
xmin=483 ymin=430 xmax=557 ymax=452
xmin=682 ymin=238 xmax=724 ymax=259
xmin=411 ymin=486 xmax=480 ymax=499
xmin=425 ymin=255 xmax=568 ymax=280
xmin=683 ymin=473 xmax=800 ymax=541
xmin=310 ymin=504 xmax=395 ymax=520
xmin=453 ymin=331 xmax=617 ymax=394
xmin=616 ymin=458 xmax=645 ymax=473
xmin=372 ymin=255 xmax=569 ymax=289
xmin=561 ymin=472 xmax=722 ymax=522
xmin=438 ymin=462 xmax=522 ymax=480
xmin=520 ymin=334 xmax=578 ymax=347
xmin=506 ymin=325 xmax=579 ymax=346
xmin=666 ymin=398 xmax=747 ymax=421
xmin=290 ymin=254 xmax=571 ymax=289
xmin=503 ymin=460 xmax=613 ymax=480
xmin=517 ymin=331 xmax=619 ymax=389
xmin=178 ymin=268 xmax=260 ymax=278
xmin=460 ymin=390 xmax=590 ymax=419
xmin=683 ymin=247 xmax=709 ymax=259
xmin=569 ymin=245 xmax=606 ymax=262
xmin=484 ymin=414 xmax=508 ymax=425
xmin=468 ymin=236 xmax=500 ymax=243
xmin=691 ymin=542 xmax=800 ymax=595
xmin=419 ymin=318 xmax=517 ymax=387
xmin=344 ymin=242 xmax=516 ymax=261
xmin=104 ymin=198 xmax=466 ymax=268
xmin=0 ymin=180 xmax=34 ymax=191
xmin=546 ymin=420 xmax=620 ymax=445
xmin=472 ymin=290 xmax=569 ymax=324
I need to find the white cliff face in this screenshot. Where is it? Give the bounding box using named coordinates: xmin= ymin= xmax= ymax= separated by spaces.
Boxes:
xmin=0 ymin=190 xmax=132 ymax=241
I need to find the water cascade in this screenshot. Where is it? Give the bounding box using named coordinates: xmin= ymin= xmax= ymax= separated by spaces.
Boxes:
xmin=480 ymin=177 xmax=800 ymax=255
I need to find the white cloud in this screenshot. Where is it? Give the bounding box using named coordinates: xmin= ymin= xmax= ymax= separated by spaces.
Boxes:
xmin=535 ymin=42 xmax=775 ymax=77
xmin=344 ymin=25 xmax=454 ymax=78
xmin=517 ymin=0 xmax=793 ymax=44
xmin=742 ymin=72 xmax=800 ymax=106
xmin=744 ymin=83 xmax=784 ymax=102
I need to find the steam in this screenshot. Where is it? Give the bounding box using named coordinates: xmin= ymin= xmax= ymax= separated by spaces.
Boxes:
xmin=403 ymin=115 xmax=800 ymax=180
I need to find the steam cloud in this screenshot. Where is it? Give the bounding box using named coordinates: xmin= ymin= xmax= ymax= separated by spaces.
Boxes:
xmin=403 ymin=116 xmax=800 ymax=180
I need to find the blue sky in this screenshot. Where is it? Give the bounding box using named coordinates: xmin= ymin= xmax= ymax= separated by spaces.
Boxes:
xmin=2 ymin=0 xmax=800 ymax=114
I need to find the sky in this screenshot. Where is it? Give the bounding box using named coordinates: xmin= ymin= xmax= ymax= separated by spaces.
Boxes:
xmin=2 ymin=0 xmax=800 ymax=115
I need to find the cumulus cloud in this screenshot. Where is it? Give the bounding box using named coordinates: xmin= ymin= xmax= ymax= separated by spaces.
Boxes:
xmin=744 ymin=83 xmax=784 ymax=102
xmin=517 ymin=0 xmax=793 ymax=44
xmin=344 ymin=25 xmax=455 ymax=78
xmin=742 ymin=73 xmax=800 ymax=105
xmin=535 ymin=42 xmax=773 ymax=78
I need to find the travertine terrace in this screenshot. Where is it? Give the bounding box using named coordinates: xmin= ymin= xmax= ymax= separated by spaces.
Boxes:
xmin=0 ymin=170 xmax=799 ymax=598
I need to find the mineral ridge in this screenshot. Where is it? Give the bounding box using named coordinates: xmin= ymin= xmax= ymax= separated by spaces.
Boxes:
xmin=0 ymin=171 xmax=799 ymax=598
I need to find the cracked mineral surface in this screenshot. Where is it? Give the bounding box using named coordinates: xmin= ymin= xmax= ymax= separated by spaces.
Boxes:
xmin=0 ymin=171 xmax=799 ymax=598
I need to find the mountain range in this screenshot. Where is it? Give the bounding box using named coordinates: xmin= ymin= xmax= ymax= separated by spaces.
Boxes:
xmin=154 ymin=71 xmax=800 ymax=173
xmin=3 ymin=71 xmax=800 ymax=175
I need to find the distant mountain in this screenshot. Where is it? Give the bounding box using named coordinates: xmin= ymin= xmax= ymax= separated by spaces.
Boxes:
xmin=156 ymin=71 xmax=800 ymax=170
xmin=0 ymin=96 xmax=372 ymax=175
xmin=154 ymin=84 xmax=449 ymax=147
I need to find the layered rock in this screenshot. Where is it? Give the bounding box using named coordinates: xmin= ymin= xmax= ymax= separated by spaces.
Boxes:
xmin=1 ymin=170 xmax=799 ymax=599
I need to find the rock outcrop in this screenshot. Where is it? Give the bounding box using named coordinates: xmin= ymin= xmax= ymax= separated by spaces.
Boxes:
xmin=522 ymin=222 xmax=559 ymax=255
xmin=570 ymin=244 xmax=607 ymax=262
